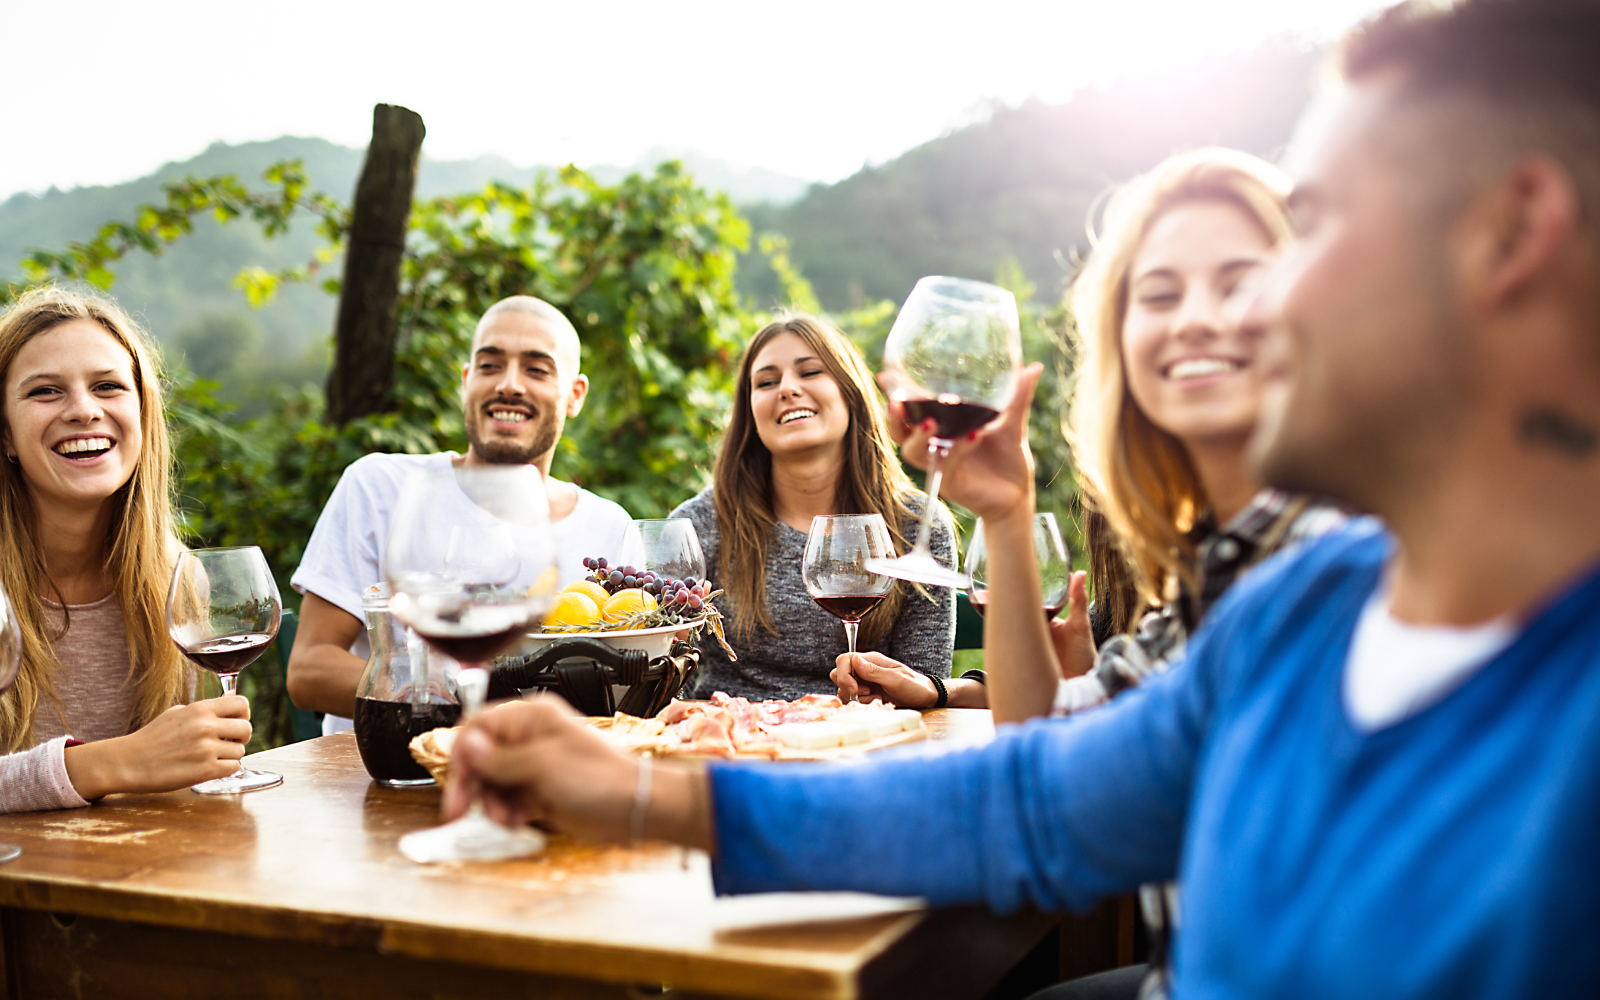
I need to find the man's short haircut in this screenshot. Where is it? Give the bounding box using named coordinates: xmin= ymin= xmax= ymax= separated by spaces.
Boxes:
xmin=1340 ymin=0 xmax=1600 ymax=238
xmin=474 ymin=295 xmax=582 ymax=379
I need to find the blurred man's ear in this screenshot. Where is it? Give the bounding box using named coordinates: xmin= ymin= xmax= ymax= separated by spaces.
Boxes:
xmin=567 ymin=374 xmax=590 ymax=417
xmin=1458 ymin=156 xmax=1581 ymax=315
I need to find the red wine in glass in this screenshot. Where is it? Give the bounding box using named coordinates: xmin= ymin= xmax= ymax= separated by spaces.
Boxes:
xmin=814 ymin=593 xmax=888 ymax=623
xmin=965 ymin=592 xmax=1064 ymax=622
xmin=900 ymin=398 xmax=1002 ymax=440
xmin=176 ymin=632 xmax=275 ymax=676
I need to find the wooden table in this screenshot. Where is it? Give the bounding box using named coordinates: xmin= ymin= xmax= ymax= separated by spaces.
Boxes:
xmin=0 ymin=708 xmax=1056 ymax=1000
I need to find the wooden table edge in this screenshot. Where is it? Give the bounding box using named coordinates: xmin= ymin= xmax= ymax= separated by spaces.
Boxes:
xmin=0 ymin=871 xmax=925 ymax=1000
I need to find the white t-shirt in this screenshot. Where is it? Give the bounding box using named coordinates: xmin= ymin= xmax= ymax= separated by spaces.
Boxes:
xmin=1343 ymin=583 xmax=1518 ymax=733
xmin=290 ymin=451 xmax=642 ymax=733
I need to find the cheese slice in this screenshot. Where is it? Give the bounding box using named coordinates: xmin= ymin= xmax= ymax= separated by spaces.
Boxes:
xmin=893 ymin=709 xmax=924 ymax=733
xmin=776 ymin=722 xmax=846 ymax=750
xmin=833 ymin=720 xmax=871 ymax=745
xmin=863 ymin=713 xmax=906 ymax=739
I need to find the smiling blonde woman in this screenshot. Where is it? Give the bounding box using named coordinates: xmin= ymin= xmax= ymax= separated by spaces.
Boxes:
xmin=0 ymin=286 xmax=253 ymax=813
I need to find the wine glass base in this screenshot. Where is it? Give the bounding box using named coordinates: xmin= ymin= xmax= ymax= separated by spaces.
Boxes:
xmin=864 ymin=553 xmax=968 ymax=589
xmin=192 ymin=767 xmax=284 ymax=795
xmin=399 ymin=810 xmax=547 ymax=864
xmin=0 ymin=843 xmax=20 ymax=864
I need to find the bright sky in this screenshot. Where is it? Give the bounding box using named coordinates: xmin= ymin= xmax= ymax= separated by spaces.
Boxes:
xmin=3 ymin=0 xmax=1392 ymax=200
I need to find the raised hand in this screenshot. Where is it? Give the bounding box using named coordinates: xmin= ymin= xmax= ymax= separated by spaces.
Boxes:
xmin=884 ymin=363 xmax=1044 ymax=522
xmin=1050 ymin=572 xmax=1095 ymax=679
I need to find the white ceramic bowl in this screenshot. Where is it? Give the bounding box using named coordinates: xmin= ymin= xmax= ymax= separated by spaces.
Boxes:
xmin=508 ymin=621 xmax=702 ymax=662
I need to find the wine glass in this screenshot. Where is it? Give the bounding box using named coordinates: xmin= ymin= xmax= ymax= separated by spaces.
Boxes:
xmin=866 ymin=276 xmax=1023 ymax=587
xmin=803 ymin=514 xmax=896 ymax=659
xmin=386 ymin=463 xmax=558 ymax=864
xmin=0 ymin=583 xmax=23 ymax=861
xmin=166 ymin=546 xmax=284 ymax=794
xmin=964 ymin=513 xmax=1072 ymax=621
xmin=633 ymin=518 xmax=706 ymax=583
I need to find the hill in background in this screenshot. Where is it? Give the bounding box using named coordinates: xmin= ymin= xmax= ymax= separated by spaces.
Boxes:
xmin=740 ymin=42 xmax=1324 ymax=311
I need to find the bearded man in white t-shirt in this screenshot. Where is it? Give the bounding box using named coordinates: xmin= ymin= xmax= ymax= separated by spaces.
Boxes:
xmin=286 ymin=296 xmax=641 ymax=733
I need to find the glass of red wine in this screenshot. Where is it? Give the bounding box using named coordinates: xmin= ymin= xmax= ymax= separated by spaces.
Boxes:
xmin=866 ymin=275 xmax=1022 ymax=588
xmin=386 ymin=463 xmax=558 ymax=864
xmin=803 ymin=514 xmax=896 ymax=662
xmin=0 ymin=583 xmax=23 ymax=860
xmin=165 ymin=546 xmax=283 ymax=794
xmin=963 ymin=513 xmax=1072 ymax=622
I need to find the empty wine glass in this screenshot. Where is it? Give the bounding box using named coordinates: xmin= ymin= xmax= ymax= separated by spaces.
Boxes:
xmin=803 ymin=514 xmax=896 ymax=659
xmin=964 ymin=513 xmax=1072 ymax=621
xmin=866 ymin=276 xmax=1023 ymax=587
xmin=166 ymin=546 xmax=284 ymax=794
xmin=387 ymin=463 xmax=558 ymax=864
xmin=633 ymin=518 xmax=706 ymax=583
xmin=0 ymin=583 xmax=22 ymax=861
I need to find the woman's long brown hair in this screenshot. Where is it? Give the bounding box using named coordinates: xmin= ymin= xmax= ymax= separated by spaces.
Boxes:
xmin=713 ymin=315 xmax=929 ymax=646
xmin=0 ymin=287 xmax=195 ymax=751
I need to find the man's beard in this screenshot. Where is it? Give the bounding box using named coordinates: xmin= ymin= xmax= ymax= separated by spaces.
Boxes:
xmin=466 ymin=403 xmax=561 ymax=465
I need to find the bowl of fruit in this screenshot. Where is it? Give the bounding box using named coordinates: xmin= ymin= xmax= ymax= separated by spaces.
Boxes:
xmin=507 ymin=557 xmax=733 ymax=661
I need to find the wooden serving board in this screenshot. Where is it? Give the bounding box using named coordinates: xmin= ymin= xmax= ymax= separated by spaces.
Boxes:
xmin=586 ymin=714 xmax=929 ymax=761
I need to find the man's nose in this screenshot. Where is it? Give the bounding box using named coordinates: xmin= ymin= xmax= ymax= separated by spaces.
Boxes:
xmin=495 ymin=366 xmax=527 ymax=395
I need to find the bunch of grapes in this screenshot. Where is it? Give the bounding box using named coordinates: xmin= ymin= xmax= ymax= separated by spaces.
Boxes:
xmin=581 ymin=557 xmax=712 ymax=614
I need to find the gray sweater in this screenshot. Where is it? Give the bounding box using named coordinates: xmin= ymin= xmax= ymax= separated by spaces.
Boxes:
xmin=670 ymin=488 xmax=956 ymax=701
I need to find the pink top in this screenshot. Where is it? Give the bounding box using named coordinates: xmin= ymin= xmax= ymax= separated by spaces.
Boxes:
xmin=0 ymin=594 xmax=137 ymax=814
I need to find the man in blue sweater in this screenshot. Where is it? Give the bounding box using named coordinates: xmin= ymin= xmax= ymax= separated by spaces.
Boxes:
xmin=441 ymin=1 xmax=1600 ymax=996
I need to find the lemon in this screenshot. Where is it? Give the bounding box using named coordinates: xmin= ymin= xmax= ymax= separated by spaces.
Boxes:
xmin=562 ymin=579 xmax=612 ymax=606
xmin=545 ymin=591 xmax=602 ymax=629
xmin=601 ymin=588 xmax=657 ymax=624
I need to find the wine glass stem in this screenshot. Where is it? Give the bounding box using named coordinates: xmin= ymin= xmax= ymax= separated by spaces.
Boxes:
xmin=911 ymin=438 xmax=952 ymax=558
xmin=456 ymin=665 xmax=493 ymax=819
xmin=218 ymin=673 xmax=245 ymax=778
xmin=843 ymin=620 xmax=860 ymax=655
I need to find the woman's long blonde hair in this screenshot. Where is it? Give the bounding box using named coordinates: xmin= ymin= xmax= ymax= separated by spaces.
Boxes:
xmin=713 ymin=314 xmax=927 ymax=646
xmin=0 ymin=286 xmax=194 ymax=751
xmin=1069 ymin=148 xmax=1291 ymax=611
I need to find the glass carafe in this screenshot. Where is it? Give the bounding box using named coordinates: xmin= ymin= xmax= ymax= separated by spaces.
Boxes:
xmin=352 ymin=586 xmax=462 ymax=787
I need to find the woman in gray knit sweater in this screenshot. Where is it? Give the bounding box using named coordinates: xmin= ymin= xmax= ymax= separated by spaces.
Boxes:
xmin=669 ymin=315 xmax=954 ymax=701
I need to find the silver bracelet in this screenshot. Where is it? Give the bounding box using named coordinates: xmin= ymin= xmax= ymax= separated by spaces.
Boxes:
xmin=630 ymin=755 xmax=653 ymax=845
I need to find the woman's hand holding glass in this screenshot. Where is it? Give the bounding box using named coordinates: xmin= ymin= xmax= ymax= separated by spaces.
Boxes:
xmin=830 ymin=651 xmax=939 ymax=707
xmin=63 ymin=697 xmax=253 ymax=800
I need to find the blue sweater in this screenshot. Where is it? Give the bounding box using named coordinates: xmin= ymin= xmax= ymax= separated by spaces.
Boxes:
xmin=709 ymin=523 xmax=1600 ymax=998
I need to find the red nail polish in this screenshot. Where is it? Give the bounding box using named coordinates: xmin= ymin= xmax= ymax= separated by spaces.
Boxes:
xmin=967 ymin=432 xmax=978 ymax=441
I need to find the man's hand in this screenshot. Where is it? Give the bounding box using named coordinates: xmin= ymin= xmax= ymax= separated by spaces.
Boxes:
xmin=444 ymin=696 xmax=715 ymax=850
xmin=884 ymin=363 xmax=1043 ymax=523
xmin=1050 ymin=572 xmax=1095 ymax=679
xmin=65 ymin=696 xmax=253 ymax=800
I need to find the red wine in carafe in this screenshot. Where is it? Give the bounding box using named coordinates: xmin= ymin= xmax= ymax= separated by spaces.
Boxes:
xmin=353 ymin=697 xmax=462 ymax=785
xmin=177 ymin=633 xmax=274 ymax=676
xmin=814 ymin=594 xmax=887 ymax=623
xmin=901 ymin=398 xmax=1001 ymax=440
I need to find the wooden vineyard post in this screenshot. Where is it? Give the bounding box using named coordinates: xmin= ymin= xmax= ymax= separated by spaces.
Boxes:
xmin=325 ymin=103 xmax=425 ymax=425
